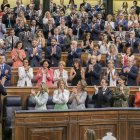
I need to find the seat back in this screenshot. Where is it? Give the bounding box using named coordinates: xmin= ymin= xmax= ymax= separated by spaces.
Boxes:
xmin=46 ymin=96 xmax=55 ymax=110
xmin=3 ymin=96 xmax=22 ymax=139
xmin=26 ymin=96 xmax=36 ymax=110
xmin=85 ymin=95 xmax=95 ymax=108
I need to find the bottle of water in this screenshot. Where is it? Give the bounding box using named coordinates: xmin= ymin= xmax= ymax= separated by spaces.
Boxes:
xmin=102 ymin=132 xmax=116 ymax=140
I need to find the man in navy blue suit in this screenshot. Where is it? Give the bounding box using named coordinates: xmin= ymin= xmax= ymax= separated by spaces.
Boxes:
xmin=115 ymin=13 xmax=128 ymax=31
xmin=0 ymin=54 xmax=11 ymax=87
xmin=126 ymin=31 xmax=140 ymax=53
xmin=80 ymin=0 xmax=91 ymax=12
xmin=67 ymin=40 xmax=82 ymax=67
xmin=46 ymin=38 xmax=62 ymax=67
xmin=120 ymin=57 xmax=139 ymax=86
xmin=47 ymin=28 xmax=65 ymax=51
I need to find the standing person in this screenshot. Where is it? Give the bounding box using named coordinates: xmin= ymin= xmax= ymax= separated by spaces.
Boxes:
xmin=53 ymin=61 xmax=68 ymax=86
xmin=0 ymin=54 xmax=11 ymax=86
xmin=53 ymin=79 xmax=70 ymax=109
xmin=0 ymin=17 xmax=6 ymax=39
xmin=131 ymin=0 xmax=140 ymax=15
xmin=45 ymin=38 xmax=61 ymax=67
xmin=17 ymin=58 xmax=33 ymax=87
xmin=1 ymin=0 xmax=10 ymax=12
xmin=85 ymin=55 xmax=102 ymax=86
xmin=11 ymin=41 xmax=26 ymax=68
xmin=92 ymin=78 xmax=113 ymax=108
xmin=113 ymin=75 xmax=129 ymax=107
xmin=70 ymin=59 xmax=85 ymax=86
xmin=28 ymin=39 xmax=42 ymax=67
xmin=120 ymin=57 xmax=138 ymax=86
xmin=36 ymin=60 xmax=53 ymax=87
xmin=69 ymin=80 xmax=87 ymax=109
xmin=30 ymin=82 xmax=48 ymax=110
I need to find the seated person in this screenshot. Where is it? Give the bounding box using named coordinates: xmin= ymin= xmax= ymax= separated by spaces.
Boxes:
xmin=0 ymin=54 xmax=11 ymax=86
xmin=70 ymin=59 xmax=85 ymax=86
xmin=113 ymin=75 xmax=129 ymax=107
xmin=11 ymin=41 xmax=26 ymax=68
xmin=30 ymin=82 xmax=48 ymax=110
xmin=36 ymin=60 xmax=53 ymax=87
xmin=17 ymin=58 xmax=33 ymax=87
xmin=53 ymin=61 xmax=68 ymax=86
xmin=92 ymin=78 xmax=113 ymax=108
xmin=53 ymin=79 xmax=70 ymax=109
xmin=69 ymin=80 xmax=87 ymax=109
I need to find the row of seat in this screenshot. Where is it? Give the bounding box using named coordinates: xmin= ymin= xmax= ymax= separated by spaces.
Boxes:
xmin=10 ymin=67 xmax=140 ymax=86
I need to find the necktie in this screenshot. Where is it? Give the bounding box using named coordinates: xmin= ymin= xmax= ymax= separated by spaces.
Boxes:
xmin=11 ymin=36 xmax=14 ymax=49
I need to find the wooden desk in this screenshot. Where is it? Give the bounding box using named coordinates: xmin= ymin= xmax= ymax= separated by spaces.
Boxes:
xmin=5 ymin=86 xmax=139 ymax=109
xmin=13 ymin=108 xmax=140 ymax=140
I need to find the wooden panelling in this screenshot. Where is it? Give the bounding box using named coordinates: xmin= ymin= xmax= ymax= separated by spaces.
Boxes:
xmin=13 ymin=109 xmax=140 ymax=140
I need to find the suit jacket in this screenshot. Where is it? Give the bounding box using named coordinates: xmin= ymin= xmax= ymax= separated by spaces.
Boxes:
xmin=17 ymin=66 xmax=33 ymax=87
xmin=92 ymin=87 xmax=113 ymax=108
xmin=115 ymin=19 xmax=128 ymax=30
xmin=67 ymin=48 xmax=82 ymax=67
xmin=28 ymin=47 xmax=42 ymax=67
xmin=47 ymin=35 xmax=65 ymax=51
xmin=121 ymin=65 xmax=139 ymax=86
xmin=0 ymin=64 xmax=11 ymax=86
xmin=72 ymin=24 xmax=85 ymax=40
xmin=31 ymin=91 xmax=48 ymax=110
xmin=0 ymin=23 xmax=6 ymax=39
xmin=85 ymin=63 xmax=102 ymax=86
xmin=45 ymin=46 xmax=61 ymax=67
xmin=0 ymin=83 xmax=7 ymax=96
xmin=126 ymin=38 xmax=140 ymax=53
xmin=43 ymin=24 xmax=55 ymax=39
xmin=80 ymin=2 xmax=91 ymax=12
xmin=131 ymin=6 xmax=140 ymax=15
xmin=36 ymin=67 xmax=54 ymax=87
xmin=19 ymin=31 xmax=34 ymax=50
xmin=113 ymin=85 xmax=129 ymax=107
xmin=89 ymin=23 xmax=101 ymax=41
xmin=5 ymin=36 xmax=19 ymax=51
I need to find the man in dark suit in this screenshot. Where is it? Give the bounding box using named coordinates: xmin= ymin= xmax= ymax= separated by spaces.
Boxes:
xmin=131 ymin=1 xmax=140 ymax=15
xmin=120 ymin=57 xmax=139 ymax=86
xmin=80 ymin=0 xmax=91 ymax=12
xmin=89 ymin=16 xmax=101 ymax=41
xmin=92 ymin=78 xmax=113 ymax=108
xmin=85 ymin=55 xmax=102 ymax=86
xmin=0 ymin=54 xmax=11 ymax=87
xmin=96 ymin=13 xmax=105 ymax=31
xmin=67 ymin=40 xmax=82 ymax=67
xmin=72 ymin=18 xmax=85 ymax=40
xmin=126 ymin=31 xmax=140 ymax=53
xmin=47 ymin=28 xmax=65 ymax=51
xmin=25 ymin=4 xmax=36 ymax=20
xmin=46 ymin=38 xmax=62 ymax=67
xmin=28 ymin=39 xmax=42 ymax=67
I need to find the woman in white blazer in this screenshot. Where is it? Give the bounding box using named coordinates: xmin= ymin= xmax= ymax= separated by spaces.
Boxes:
xmin=30 ymin=82 xmax=49 ymax=110
xmin=53 ymin=61 xmax=68 ymax=86
xmin=17 ymin=58 xmax=34 ymax=87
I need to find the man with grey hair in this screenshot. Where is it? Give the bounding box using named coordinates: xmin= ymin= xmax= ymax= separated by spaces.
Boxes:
xmin=67 ymin=40 xmax=82 ymax=67
xmin=126 ymin=30 xmax=140 ymax=53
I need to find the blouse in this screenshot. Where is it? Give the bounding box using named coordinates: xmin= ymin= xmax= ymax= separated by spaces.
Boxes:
xmin=53 ymin=89 xmax=70 ymax=109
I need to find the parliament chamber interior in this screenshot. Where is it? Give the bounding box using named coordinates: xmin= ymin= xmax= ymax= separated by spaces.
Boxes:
xmin=0 ymin=0 xmax=140 ymax=140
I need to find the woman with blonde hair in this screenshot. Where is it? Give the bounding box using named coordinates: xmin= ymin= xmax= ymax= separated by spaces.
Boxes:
xmin=53 ymin=79 xmax=70 ymax=109
xmin=30 ymin=82 xmax=49 ymax=110
xmin=69 ymin=79 xmax=87 ymax=109
xmin=53 ymin=61 xmax=68 ymax=86
xmin=36 ymin=29 xmax=46 ymax=50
